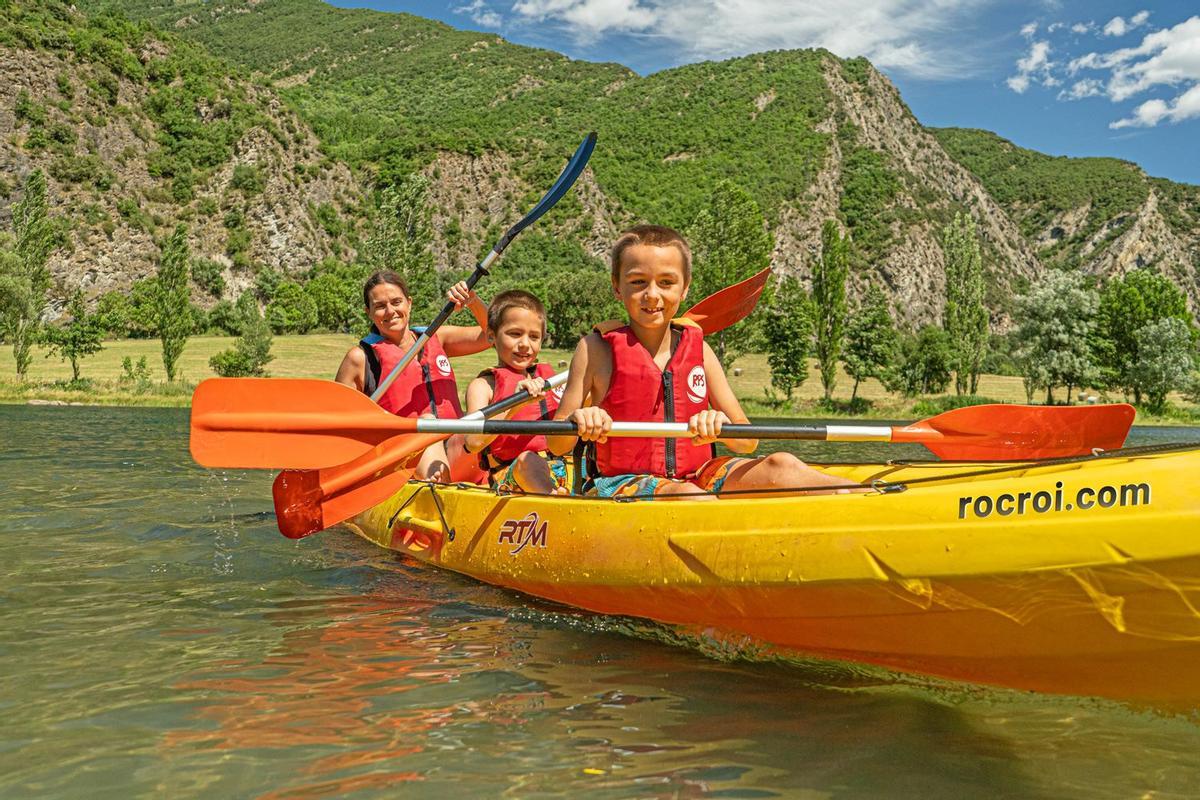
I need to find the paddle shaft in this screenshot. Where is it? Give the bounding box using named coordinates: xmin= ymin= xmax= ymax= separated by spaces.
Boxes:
xmin=202 ymin=372 xmax=567 ymax=437
xmin=404 ymin=418 xmax=929 ymax=442
xmin=371 ymin=132 xmax=596 ymax=402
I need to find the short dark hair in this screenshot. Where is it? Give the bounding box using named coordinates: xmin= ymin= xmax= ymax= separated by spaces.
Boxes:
xmin=487 ymin=289 xmax=546 ymax=335
xmin=610 ymin=224 xmax=692 ymax=284
xmin=362 ymin=270 xmax=410 ymax=308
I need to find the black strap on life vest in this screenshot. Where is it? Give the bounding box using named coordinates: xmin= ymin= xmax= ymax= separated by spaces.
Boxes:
xmin=359 ymin=338 xmax=440 ymax=418
xmin=360 ymin=341 xmax=380 ymax=398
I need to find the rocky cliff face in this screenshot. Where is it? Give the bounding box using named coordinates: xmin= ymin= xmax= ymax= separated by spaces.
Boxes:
xmin=0 ymin=38 xmax=362 ymax=314
xmin=770 ymin=60 xmax=1040 ymax=328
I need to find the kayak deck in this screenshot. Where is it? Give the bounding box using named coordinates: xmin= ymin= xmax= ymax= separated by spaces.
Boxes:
xmin=345 ymin=446 xmax=1200 ymax=704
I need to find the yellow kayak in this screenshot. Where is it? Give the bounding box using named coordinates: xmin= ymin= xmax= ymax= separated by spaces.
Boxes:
xmin=345 ymin=445 xmax=1200 ymax=704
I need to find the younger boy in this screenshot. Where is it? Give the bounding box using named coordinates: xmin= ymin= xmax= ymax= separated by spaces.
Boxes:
xmin=463 ymin=290 xmax=569 ymax=495
xmin=548 ymin=224 xmax=859 ymax=499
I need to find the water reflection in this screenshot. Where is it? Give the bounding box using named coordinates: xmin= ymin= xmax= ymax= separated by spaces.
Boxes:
xmin=3 ymin=406 xmax=1200 ymax=800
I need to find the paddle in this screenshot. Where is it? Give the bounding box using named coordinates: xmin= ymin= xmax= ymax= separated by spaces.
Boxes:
xmin=190 ymin=269 xmax=768 ymax=470
xmin=351 ymin=402 xmax=1135 ymax=459
xmin=272 ymin=401 xmax=1134 ymax=538
xmin=371 ymin=132 xmax=596 ymax=403
xmin=190 ymin=372 xmax=568 ymax=470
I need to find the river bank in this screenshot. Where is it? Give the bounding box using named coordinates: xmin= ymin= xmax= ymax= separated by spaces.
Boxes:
xmin=4 ymin=334 xmax=1198 ymax=425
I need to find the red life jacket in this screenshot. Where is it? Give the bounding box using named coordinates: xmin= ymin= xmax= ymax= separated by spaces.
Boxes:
xmin=479 ymin=362 xmax=560 ymax=470
xmin=362 ymin=331 xmax=463 ymax=419
xmin=596 ymin=321 xmax=712 ymax=479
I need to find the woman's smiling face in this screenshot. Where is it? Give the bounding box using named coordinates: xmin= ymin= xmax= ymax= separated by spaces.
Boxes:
xmin=367 ymin=282 xmax=412 ymax=341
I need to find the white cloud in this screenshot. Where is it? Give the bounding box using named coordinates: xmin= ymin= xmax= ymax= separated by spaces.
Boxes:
xmin=1007 ymin=39 xmax=1054 ymax=93
xmin=1091 ymin=16 xmax=1200 ymax=101
xmin=1104 ymin=16 xmax=1128 ymax=37
xmin=1058 ymin=77 xmax=1104 ymax=100
xmin=512 ymin=0 xmax=657 ymax=39
xmin=1058 ymin=15 xmax=1200 ymax=129
xmin=454 ymin=0 xmax=503 ymax=29
xmin=1112 ymin=83 xmax=1200 ymax=128
xmin=1070 ymin=21 xmax=1094 ymax=35
xmin=1021 ymin=21 xmax=1038 ymax=38
xmin=508 ymin=0 xmax=992 ymax=78
xmin=1103 ymin=10 xmax=1150 ymax=38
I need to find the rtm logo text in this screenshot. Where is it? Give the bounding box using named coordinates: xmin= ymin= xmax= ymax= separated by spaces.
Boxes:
xmin=498 ymin=512 xmax=548 ymax=555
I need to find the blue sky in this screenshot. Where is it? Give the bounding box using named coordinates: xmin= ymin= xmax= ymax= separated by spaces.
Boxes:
xmin=329 ymin=1 xmax=1200 ymax=184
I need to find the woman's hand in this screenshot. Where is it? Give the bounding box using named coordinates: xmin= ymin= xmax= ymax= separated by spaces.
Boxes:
xmin=515 ymin=376 xmax=548 ymax=398
xmin=688 ymin=409 xmax=730 ymax=446
xmin=569 ymin=406 xmax=612 ymax=443
xmin=446 ymin=281 xmax=481 ymax=311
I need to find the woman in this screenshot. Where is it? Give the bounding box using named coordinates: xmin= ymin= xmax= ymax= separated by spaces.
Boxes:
xmin=335 ymin=270 xmax=489 ymax=481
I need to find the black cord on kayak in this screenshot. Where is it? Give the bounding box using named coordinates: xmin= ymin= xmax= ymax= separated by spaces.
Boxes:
xmin=399 ymin=441 xmax=1200 ymax=501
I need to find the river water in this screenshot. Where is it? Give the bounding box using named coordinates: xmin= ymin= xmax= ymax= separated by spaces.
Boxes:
xmin=3 ymin=405 xmax=1199 ymax=799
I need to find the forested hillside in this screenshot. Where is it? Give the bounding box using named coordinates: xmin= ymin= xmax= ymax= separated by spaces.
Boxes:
xmin=0 ymin=1 xmax=361 ymax=311
xmin=12 ymin=0 xmax=1200 ymax=328
xmin=933 ymin=128 xmax=1200 ymax=300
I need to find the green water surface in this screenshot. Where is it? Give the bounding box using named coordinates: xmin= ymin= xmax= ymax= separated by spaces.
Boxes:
xmin=2 ymin=405 xmax=1199 ymax=798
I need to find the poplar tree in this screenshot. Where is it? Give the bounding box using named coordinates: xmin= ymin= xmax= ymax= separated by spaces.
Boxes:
xmin=764 ymin=275 xmax=812 ymax=402
xmin=0 ymin=170 xmax=55 ymax=379
xmin=210 ymin=293 xmax=274 ymax=377
xmin=942 ymin=212 xmax=989 ymax=395
xmin=156 ymin=225 xmax=192 ymax=381
xmin=812 ymin=221 xmax=848 ymax=401
xmin=688 ymin=180 xmax=774 ymax=366
xmin=843 ymin=284 xmax=897 ymax=403
xmin=45 ymin=290 xmax=104 ymax=382
xmin=362 ymin=174 xmax=438 ymax=321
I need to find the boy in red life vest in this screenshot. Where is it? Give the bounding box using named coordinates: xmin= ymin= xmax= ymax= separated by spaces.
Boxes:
xmin=548 ymin=224 xmax=860 ymax=499
xmin=463 ymin=290 xmax=569 ymax=495
xmin=334 ymin=270 xmax=489 ymax=483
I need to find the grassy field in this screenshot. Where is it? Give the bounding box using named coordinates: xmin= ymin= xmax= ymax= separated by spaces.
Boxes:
xmin=2 ymin=334 xmax=1195 ymax=424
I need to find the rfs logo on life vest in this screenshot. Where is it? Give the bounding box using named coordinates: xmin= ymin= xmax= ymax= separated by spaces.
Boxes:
xmin=435 ymin=354 xmax=452 ymax=377
xmin=551 ymin=382 xmax=566 ymax=400
xmin=685 ymin=365 xmax=707 ymax=404
xmin=497 ymin=512 xmax=548 ymax=556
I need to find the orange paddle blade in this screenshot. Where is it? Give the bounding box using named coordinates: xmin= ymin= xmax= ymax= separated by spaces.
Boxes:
xmin=898 ymin=403 xmax=1136 ymax=460
xmin=273 ymin=432 xmax=444 ymax=539
xmin=681 ymin=267 xmax=770 ymax=335
xmin=189 ymin=378 xmax=419 ymax=469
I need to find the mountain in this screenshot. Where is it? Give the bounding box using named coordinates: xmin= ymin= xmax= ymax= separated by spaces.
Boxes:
xmin=25 ymin=0 xmax=1200 ymax=326
xmin=933 ymin=127 xmax=1200 ymax=305
xmin=1 ymin=1 xmax=361 ymax=311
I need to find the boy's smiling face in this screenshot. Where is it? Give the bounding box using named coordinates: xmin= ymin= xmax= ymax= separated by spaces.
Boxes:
xmin=491 ymin=306 xmax=544 ymax=370
xmin=613 ymin=244 xmax=689 ymax=331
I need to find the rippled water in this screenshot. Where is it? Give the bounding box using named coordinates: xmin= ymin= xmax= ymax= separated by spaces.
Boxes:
xmin=3 ymin=405 xmax=1200 ymax=799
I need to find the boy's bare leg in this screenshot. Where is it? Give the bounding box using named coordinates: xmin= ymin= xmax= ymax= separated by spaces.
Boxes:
xmin=656 ymin=481 xmax=717 ymax=500
xmin=719 ymin=452 xmax=863 ymax=496
xmin=512 ymin=451 xmax=567 ymax=495
xmin=415 ymin=440 xmax=451 ymax=483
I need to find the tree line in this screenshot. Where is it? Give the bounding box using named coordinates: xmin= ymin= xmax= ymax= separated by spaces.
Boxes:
xmin=3 ymin=168 xmax=1198 ymax=416
xmin=753 ymin=198 xmax=1199 ymax=414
